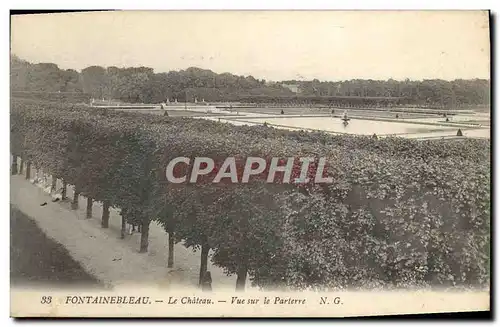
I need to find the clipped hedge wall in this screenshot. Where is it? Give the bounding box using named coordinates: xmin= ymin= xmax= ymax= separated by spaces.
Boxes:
xmin=10 ymin=98 xmax=490 ymax=290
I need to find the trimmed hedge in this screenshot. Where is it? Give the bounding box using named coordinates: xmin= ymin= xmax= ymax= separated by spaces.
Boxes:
xmin=10 ymin=98 xmax=490 ymax=290
xmin=11 ymin=91 xmax=91 ymax=104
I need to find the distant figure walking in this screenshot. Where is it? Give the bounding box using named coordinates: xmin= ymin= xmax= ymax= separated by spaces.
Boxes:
xmin=201 ymin=271 xmax=212 ymax=292
xmin=281 ymin=109 xmax=285 ymax=115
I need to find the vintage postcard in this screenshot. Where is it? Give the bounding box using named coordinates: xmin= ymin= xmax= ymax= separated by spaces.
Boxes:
xmin=9 ymin=10 xmax=490 ymax=318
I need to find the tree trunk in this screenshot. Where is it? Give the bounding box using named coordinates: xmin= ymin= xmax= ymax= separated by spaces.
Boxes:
xmin=120 ymin=210 xmax=126 ymax=239
xmin=18 ymin=158 xmax=24 ymax=175
xmin=101 ymin=201 xmax=110 ymax=228
xmin=25 ymin=162 xmax=31 ymax=180
xmin=71 ymin=190 xmax=79 ymax=210
xmin=199 ymin=242 xmax=210 ymax=285
xmin=168 ymin=232 xmax=175 ymax=268
xmin=61 ymin=181 xmax=67 ymax=199
xmin=235 ymin=265 xmax=248 ymax=292
xmin=11 ymin=155 xmax=18 ymax=175
xmin=139 ymin=218 xmax=150 ymax=253
xmin=86 ymin=197 xmax=93 ymax=219
xmin=51 ymin=177 xmax=57 ymax=193
xmin=120 ymin=216 xmax=126 ymax=239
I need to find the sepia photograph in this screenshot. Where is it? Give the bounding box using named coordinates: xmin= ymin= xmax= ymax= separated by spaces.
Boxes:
xmin=9 ymin=9 xmax=491 ymax=318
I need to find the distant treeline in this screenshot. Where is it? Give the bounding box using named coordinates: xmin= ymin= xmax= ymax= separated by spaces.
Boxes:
xmin=282 ymin=78 xmax=490 ymax=108
xmin=11 ymin=55 xmax=490 ymax=107
xmin=10 ymin=55 xmax=292 ymax=104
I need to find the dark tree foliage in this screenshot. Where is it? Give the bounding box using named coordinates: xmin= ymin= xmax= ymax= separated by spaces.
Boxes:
xmin=283 ymin=78 xmax=490 ymax=108
xmin=11 ymin=55 xmax=490 ymax=108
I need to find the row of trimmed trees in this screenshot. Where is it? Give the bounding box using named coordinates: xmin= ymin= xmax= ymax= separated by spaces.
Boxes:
xmin=10 ymin=98 xmax=491 ymax=290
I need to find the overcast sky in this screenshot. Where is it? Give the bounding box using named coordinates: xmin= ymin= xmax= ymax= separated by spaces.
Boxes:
xmin=11 ymin=10 xmax=490 ymax=81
